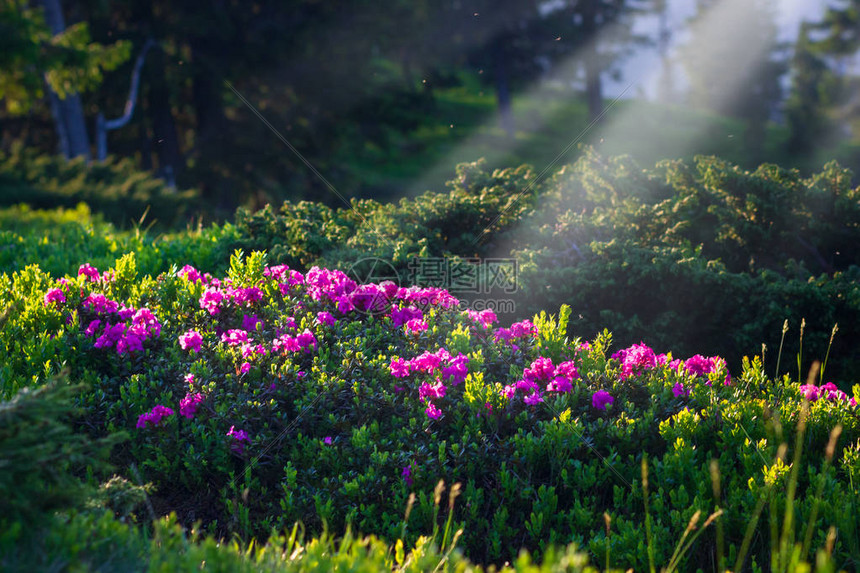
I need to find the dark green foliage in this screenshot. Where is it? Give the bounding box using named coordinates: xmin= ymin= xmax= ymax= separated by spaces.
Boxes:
xmin=222 ymin=149 xmax=860 ymax=382
xmin=0 ymin=380 xmax=122 ymax=527
xmin=0 ymin=145 xmax=203 ymax=228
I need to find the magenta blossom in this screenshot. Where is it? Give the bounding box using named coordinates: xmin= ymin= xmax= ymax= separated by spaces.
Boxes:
xmin=546 ymin=377 xmax=573 ymax=393
xmin=401 ymin=465 xmax=413 ymax=486
xmin=524 ymin=357 xmax=555 ymax=383
xmin=613 ymin=343 xmax=658 ymax=380
xmin=179 ymin=393 xmax=205 ymax=419
xmin=179 ymin=265 xmax=203 ymax=283
xmin=672 ymin=383 xmax=689 ymax=398
xmin=78 ymin=264 xmax=101 ymax=282
xmin=83 ymin=293 xmax=119 ymax=314
xmin=592 ymin=390 xmax=614 ymax=411
xmin=199 ymin=288 xmax=225 ymax=315
xmin=84 ymin=319 xmax=102 ymax=337
xmin=419 ymin=380 xmax=447 ymax=401
xmin=441 ymin=354 xmax=469 ymax=386
xmin=227 ymin=426 xmax=250 ymax=454
xmin=136 ymin=405 xmax=174 ymax=428
xmin=44 ymin=288 xmax=66 ymax=306
xmin=242 ymin=314 xmax=264 ymax=332
xmin=524 ymin=392 xmax=544 ymax=406
xmin=323 ymin=436 xmax=333 ymax=445
xmin=389 ymin=357 xmax=411 ymax=378
xmin=179 ymin=330 xmax=203 ymax=352
xmin=463 ymin=309 xmax=498 ymax=328
xmin=315 ymin=311 xmax=336 ymax=327
xmin=221 ymin=329 xmax=250 ymax=346
xmin=405 ymin=318 xmax=428 ymax=333
xmin=554 ymin=361 xmax=580 ymax=382
xmin=425 ymin=403 xmax=443 ymax=420
xmin=390 ymin=306 xmax=423 ymax=328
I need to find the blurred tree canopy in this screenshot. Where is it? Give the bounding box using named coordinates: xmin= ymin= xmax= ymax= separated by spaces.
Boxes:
xmin=2 ymin=0 xmax=860 ymax=218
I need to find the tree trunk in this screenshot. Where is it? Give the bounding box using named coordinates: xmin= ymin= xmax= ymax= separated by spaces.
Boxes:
xmin=40 ymin=0 xmax=90 ymax=160
xmin=493 ymin=39 xmax=515 ymax=139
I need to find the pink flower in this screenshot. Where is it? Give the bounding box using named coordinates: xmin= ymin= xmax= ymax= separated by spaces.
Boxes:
xmin=516 ymin=378 xmax=540 ymax=394
xmin=44 ymin=288 xmax=66 ymax=306
xmin=509 ymin=320 xmax=536 ymax=338
xmin=179 ymin=265 xmax=203 ymax=283
xmin=546 ymin=376 xmax=572 ymax=393
xmin=136 ymin=405 xmax=174 ymax=428
xmin=419 ymin=380 xmax=447 ymax=401
xmin=672 ymin=383 xmax=689 ymax=398
xmin=296 ymin=329 xmax=317 ymax=350
xmin=391 ymin=306 xmax=423 ymax=328
xmin=227 ymin=426 xmax=250 ymax=453
xmin=179 ymin=393 xmax=205 ymax=419
xmin=94 ymin=323 xmax=125 ymax=349
xmin=592 ymin=390 xmax=614 ymax=411
xmin=116 ymin=331 xmax=145 ymax=354
xmin=84 ymin=319 xmax=102 ymax=337
xmin=389 ymin=357 xmax=411 ymax=378
xmin=323 ymin=436 xmax=333 ymax=445
xmin=83 ymin=293 xmax=118 ymax=314
xmin=199 ymin=288 xmax=225 ymax=315
xmin=441 ymin=354 xmax=469 ymax=386
xmin=524 ymin=357 xmax=554 ymax=383
xmin=242 ymin=314 xmax=264 ymax=332
xmin=524 ymin=392 xmax=544 ymax=406
xmin=401 ymin=465 xmax=413 ymax=486
xmin=78 ymin=264 xmax=100 ymax=282
xmin=799 ymin=384 xmax=819 ymax=402
xmin=494 ymin=328 xmax=513 ymax=343
xmin=684 ymin=355 xmax=715 ymax=377
xmin=613 ymin=343 xmax=658 ymax=380
xmin=179 ymin=330 xmax=203 ymax=352
xmin=221 ymin=329 xmax=250 ymax=346
xmin=315 ymin=311 xmax=336 ymax=327
xmin=405 ymin=318 xmax=428 ymax=333
xmin=425 ymin=403 xmax=443 ymax=420
xmin=239 ymin=362 xmax=252 ymax=374
xmin=554 ymin=361 xmax=580 ymax=381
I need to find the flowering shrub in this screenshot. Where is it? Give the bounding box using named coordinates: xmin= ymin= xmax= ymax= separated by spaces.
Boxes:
xmin=3 ymin=249 xmax=860 ymax=570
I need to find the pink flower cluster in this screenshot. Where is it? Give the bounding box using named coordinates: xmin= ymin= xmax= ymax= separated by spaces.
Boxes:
xmin=494 ymin=319 xmax=537 ymax=343
xmin=227 ymin=425 xmax=251 ymax=453
xmin=179 ymin=329 xmax=203 ymax=352
xmin=315 ymin=311 xmax=336 ymax=327
xmin=43 ymin=288 xmax=66 ymax=306
xmin=503 ymin=357 xmax=580 ymax=403
xmin=179 ymin=392 xmax=205 ymax=418
xmin=78 ymin=263 xmax=115 ymax=283
xmin=612 ymin=343 xmax=668 ymax=380
xmin=178 ymin=265 xmax=205 ymax=284
xmin=391 ymin=306 xmax=423 ymax=328
xmin=592 ymin=390 xmax=614 ymax=411
xmin=463 ymin=309 xmax=498 ymax=328
xmin=389 ymin=348 xmax=470 ymax=420
xmin=271 ymin=328 xmax=318 ymax=353
xmin=799 ymin=382 xmax=857 ymax=406
xmin=136 ymin=405 xmax=174 ymax=428
xmin=83 ymin=297 xmax=162 ymax=355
